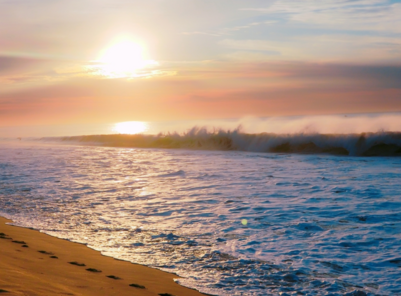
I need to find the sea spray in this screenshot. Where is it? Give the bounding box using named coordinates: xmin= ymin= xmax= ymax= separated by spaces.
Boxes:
xmin=45 ymin=129 xmax=401 ymax=156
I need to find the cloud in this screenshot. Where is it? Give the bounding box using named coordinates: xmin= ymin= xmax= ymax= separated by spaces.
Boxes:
xmin=182 ymin=21 xmax=277 ymax=37
xmin=0 ymin=54 xmax=175 ymax=92
xmin=2 ymin=60 xmax=401 ymax=127
xmin=220 ymin=34 xmax=401 ymax=63
xmin=1 ymin=0 xmax=399 ymax=65
xmin=242 ymin=0 xmax=401 ymax=33
xmin=0 ymin=0 xmax=267 ymax=60
xmin=1 ymin=0 xmax=401 ymax=127
xmin=244 ymin=0 xmax=386 ymax=13
xmin=182 ymin=31 xmax=221 ymax=37
xmin=0 ymin=56 xmax=56 ymax=75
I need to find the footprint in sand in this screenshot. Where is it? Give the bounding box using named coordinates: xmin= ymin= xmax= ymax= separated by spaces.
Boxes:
xmin=129 ymin=283 xmax=145 ymax=289
xmin=0 ymin=233 xmax=11 ymax=240
xmin=159 ymin=293 xmax=176 ymax=296
xmin=0 ymin=289 xmax=10 ymax=293
xmin=11 ymin=240 xmax=27 ymax=244
xmin=38 ymin=250 xmax=54 ymax=255
xmin=106 ymin=275 xmax=121 ymax=280
xmin=86 ymin=268 xmax=102 ymax=273
xmin=68 ymin=262 xmax=86 ymax=267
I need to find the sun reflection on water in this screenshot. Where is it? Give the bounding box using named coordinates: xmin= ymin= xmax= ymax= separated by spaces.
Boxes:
xmin=113 ymin=121 xmax=148 ymax=134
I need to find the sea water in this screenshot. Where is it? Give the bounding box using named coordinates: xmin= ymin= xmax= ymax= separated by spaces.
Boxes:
xmin=0 ymin=141 xmax=400 ymax=295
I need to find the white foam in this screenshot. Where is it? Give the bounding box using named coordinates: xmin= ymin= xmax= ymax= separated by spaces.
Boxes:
xmin=0 ymin=142 xmax=400 ymax=295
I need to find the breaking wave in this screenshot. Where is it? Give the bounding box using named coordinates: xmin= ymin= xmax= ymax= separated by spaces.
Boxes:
xmin=47 ymin=127 xmax=401 ymax=157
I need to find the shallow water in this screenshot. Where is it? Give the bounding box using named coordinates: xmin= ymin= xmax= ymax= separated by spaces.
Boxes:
xmin=1 ymin=141 xmax=400 ymax=295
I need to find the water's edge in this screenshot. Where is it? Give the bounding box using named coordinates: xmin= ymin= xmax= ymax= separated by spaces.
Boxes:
xmin=0 ymin=213 xmax=214 ymax=296
xmin=1 ymin=142 xmax=400 ymax=295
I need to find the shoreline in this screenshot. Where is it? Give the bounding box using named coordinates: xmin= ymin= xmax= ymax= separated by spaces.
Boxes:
xmin=0 ymin=216 xmax=207 ymax=296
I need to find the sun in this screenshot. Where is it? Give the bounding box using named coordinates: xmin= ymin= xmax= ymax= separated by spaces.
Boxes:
xmin=93 ymin=38 xmax=158 ymax=78
xmin=113 ymin=121 xmax=148 ymax=134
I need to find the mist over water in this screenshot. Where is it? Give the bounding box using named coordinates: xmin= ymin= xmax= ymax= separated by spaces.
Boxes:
xmin=52 ymin=130 xmax=401 ymax=157
xmin=148 ymin=113 xmax=401 ymax=136
xmin=1 ymin=112 xmax=401 ymax=138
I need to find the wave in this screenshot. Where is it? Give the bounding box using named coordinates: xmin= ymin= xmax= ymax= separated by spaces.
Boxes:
xmin=45 ymin=127 xmax=401 ymax=157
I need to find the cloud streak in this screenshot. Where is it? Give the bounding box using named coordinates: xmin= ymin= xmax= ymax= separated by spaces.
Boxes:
xmin=1 ymin=0 xmax=401 ymax=129
xmin=1 ymin=60 xmax=401 ymax=127
xmin=243 ymin=0 xmax=401 ymax=32
xmin=220 ymin=34 xmax=401 ymax=63
xmin=183 ymin=21 xmax=277 ymax=37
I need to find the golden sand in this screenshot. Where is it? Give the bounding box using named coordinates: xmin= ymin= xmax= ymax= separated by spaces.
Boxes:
xmin=0 ymin=217 xmax=206 ymax=296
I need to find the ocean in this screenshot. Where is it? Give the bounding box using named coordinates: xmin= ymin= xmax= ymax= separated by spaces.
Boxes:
xmin=1 ymin=136 xmax=401 ymax=295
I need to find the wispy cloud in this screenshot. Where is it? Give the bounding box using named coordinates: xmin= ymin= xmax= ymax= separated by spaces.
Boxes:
xmin=243 ymin=0 xmax=401 ymax=32
xmin=0 ymin=54 xmax=175 ymax=91
xmin=182 ymin=31 xmax=221 ymax=37
xmin=1 ymin=0 xmax=401 ymax=127
xmin=243 ymin=0 xmax=386 ymax=13
xmin=220 ymin=34 xmax=401 ymax=63
xmin=182 ymin=21 xmax=277 ymax=37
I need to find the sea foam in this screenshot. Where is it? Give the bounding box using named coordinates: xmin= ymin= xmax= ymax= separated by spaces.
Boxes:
xmin=48 ymin=129 xmax=401 ymax=156
xmin=0 ymin=141 xmax=400 ymax=295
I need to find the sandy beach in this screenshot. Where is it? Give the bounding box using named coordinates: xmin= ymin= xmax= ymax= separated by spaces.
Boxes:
xmin=0 ymin=216 xmax=206 ymax=296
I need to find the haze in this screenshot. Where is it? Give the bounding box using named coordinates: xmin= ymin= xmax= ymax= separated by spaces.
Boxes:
xmin=1 ymin=0 xmax=401 ymax=136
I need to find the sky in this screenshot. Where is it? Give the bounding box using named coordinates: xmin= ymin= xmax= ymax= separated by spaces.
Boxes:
xmin=1 ymin=0 xmax=401 ymax=135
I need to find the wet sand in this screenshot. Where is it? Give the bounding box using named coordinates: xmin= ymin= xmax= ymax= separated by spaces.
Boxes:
xmin=0 ymin=216 xmax=206 ymax=296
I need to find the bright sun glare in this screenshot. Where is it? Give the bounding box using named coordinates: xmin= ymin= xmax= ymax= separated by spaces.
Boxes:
xmin=94 ymin=38 xmax=158 ymax=78
xmin=113 ymin=121 xmax=148 ymax=134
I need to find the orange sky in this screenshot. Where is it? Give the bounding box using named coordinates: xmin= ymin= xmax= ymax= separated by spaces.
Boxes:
xmin=1 ymin=0 xmax=401 ymax=132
